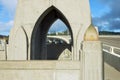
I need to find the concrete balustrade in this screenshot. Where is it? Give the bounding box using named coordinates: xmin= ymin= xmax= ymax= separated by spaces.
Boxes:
xmin=0 ymin=0 xmax=104 ymax=80
xmin=0 ymin=61 xmax=80 ymax=80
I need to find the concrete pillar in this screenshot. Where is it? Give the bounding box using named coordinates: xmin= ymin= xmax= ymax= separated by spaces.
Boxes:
xmin=81 ymin=41 xmax=103 ymax=80
xmin=0 ymin=39 xmax=7 ymax=60
xmin=81 ymin=24 xmax=104 ymax=80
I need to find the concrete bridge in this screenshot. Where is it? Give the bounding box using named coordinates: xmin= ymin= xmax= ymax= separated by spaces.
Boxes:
xmin=0 ymin=35 xmax=120 ymax=80
xmin=0 ymin=0 xmax=119 ymax=80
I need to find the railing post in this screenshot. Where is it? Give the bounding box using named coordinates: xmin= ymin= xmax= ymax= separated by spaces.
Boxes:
xmin=110 ymin=47 xmax=114 ymax=54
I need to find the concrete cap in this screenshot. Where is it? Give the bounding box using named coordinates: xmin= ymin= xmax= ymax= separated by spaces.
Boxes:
xmin=84 ymin=24 xmax=99 ymax=41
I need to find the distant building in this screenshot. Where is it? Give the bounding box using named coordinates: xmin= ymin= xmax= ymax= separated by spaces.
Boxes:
xmin=0 ymin=35 xmax=9 ymax=44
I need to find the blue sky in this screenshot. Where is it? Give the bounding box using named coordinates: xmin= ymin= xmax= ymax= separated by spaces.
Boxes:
xmin=90 ymin=0 xmax=120 ymax=32
xmin=0 ymin=0 xmax=120 ymax=35
xmin=0 ymin=0 xmax=17 ymax=35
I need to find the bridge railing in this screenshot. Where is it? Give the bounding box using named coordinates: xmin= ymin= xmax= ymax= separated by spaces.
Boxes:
xmin=102 ymin=44 xmax=120 ymax=71
xmin=103 ymin=44 xmax=120 ymax=57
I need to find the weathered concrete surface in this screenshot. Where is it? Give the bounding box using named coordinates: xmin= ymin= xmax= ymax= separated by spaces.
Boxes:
xmin=0 ymin=51 xmax=6 ymax=60
xmin=0 ymin=61 xmax=119 ymax=80
xmin=8 ymin=0 xmax=91 ymax=60
xmin=0 ymin=61 xmax=80 ymax=80
xmin=8 ymin=27 xmax=27 ymax=60
xmin=81 ymin=41 xmax=103 ymax=80
xmin=0 ymin=40 xmax=6 ymax=60
xmin=58 ymin=49 xmax=72 ymax=60
xmin=0 ymin=44 xmax=6 ymax=60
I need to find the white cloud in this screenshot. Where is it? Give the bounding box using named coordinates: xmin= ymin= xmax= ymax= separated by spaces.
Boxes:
xmin=0 ymin=0 xmax=18 ymax=20
xmin=0 ymin=0 xmax=17 ymax=11
xmin=113 ymin=29 xmax=120 ymax=32
xmin=6 ymin=20 xmax=14 ymax=27
xmin=0 ymin=0 xmax=17 ymax=35
xmin=0 ymin=20 xmax=14 ymax=35
xmin=114 ymin=18 xmax=120 ymax=21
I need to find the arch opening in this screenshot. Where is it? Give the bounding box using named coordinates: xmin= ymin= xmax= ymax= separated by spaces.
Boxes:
xmin=31 ymin=6 xmax=73 ymax=60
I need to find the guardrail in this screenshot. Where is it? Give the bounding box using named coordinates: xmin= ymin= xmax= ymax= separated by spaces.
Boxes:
xmin=103 ymin=44 xmax=120 ymax=57
xmin=102 ymin=44 xmax=120 ymax=71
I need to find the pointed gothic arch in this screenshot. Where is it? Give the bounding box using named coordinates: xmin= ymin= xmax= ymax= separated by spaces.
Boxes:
xmin=31 ymin=6 xmax=73 ymax=60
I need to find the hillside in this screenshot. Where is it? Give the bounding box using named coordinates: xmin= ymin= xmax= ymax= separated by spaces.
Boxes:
xmin=99 ymin=31 xmax=120 ymax=35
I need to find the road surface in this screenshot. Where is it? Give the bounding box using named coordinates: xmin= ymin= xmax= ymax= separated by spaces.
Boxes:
xmin=100 ymin=36 xmax=120 ymax=80
xmin=104 ymin=63 xmax=120 ymax=80
xmin=99 ymin=36 xmax=120 ymax=48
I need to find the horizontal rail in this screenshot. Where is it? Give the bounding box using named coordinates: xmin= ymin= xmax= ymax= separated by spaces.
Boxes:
xmin=103 ymin=44 xmax=120 ymax=50
xmin=102 ymin=44 xmax=120 ymax=58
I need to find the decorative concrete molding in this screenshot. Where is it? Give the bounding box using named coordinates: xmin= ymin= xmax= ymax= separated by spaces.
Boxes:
xmin=84 ymin=24 xmax=99 ymax=41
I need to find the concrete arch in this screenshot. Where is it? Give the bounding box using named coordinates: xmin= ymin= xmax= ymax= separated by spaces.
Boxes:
xmin=8 ymin=0 xmax=91 ymax=60
xmin=31 ymin=6 xmax=73 ymax=60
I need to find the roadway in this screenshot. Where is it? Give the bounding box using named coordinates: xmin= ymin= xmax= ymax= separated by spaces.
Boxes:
xmin=99 ymin=35 xmax=120 ymax=80
xmin=104 ymin=63 xmax=120 ymax=80
xmin=99 ymin=35 xmax=120 ymax=48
